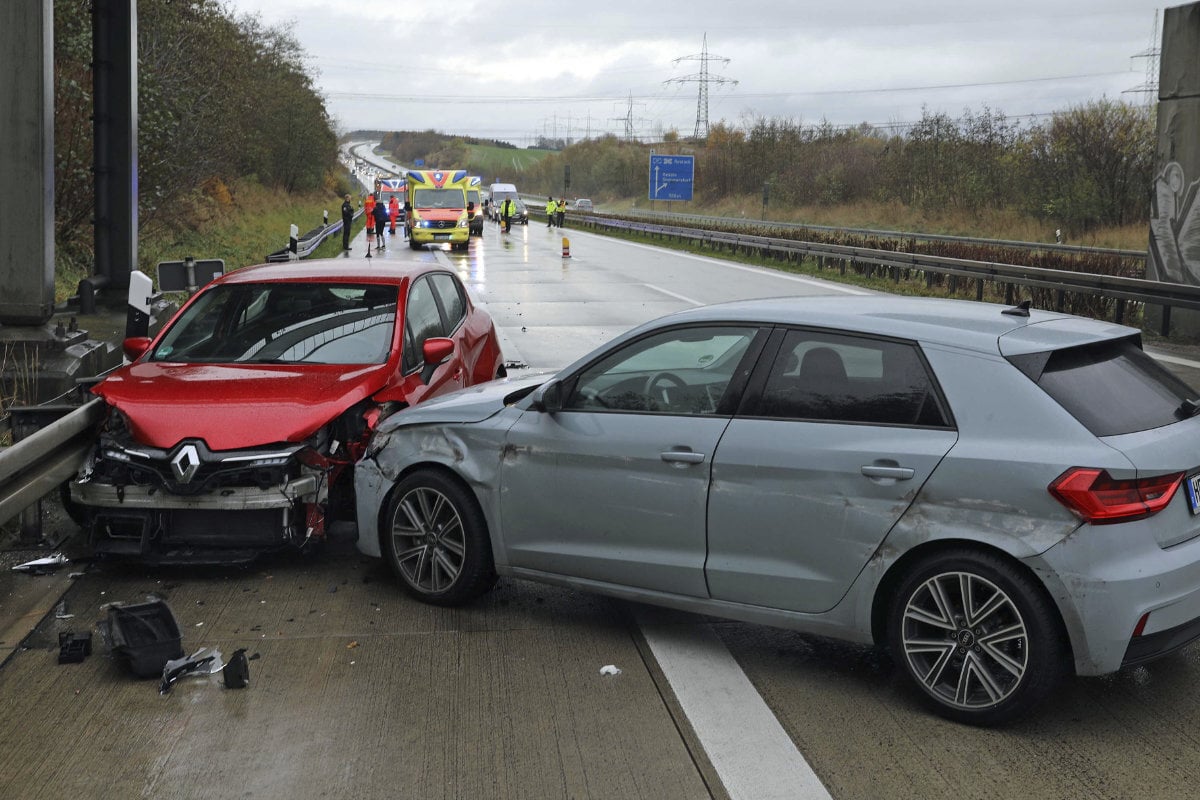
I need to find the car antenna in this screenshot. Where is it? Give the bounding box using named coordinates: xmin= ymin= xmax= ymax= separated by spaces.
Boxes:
xmin=1002 ymin=299 xmax=1032 ymax=317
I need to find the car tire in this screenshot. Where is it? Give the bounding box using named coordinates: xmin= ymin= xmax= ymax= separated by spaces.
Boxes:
xmin=408 ymin=238 xmax=421 ymax=250
xmin=382 ymin=470 xmax=495 ymax=606
xmin=886 ymin=548 xmax=1066 ymax=726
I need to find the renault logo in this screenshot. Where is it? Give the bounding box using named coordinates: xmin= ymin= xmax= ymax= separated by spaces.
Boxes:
xmin=170 ymin=444 xmax=201 ymax=484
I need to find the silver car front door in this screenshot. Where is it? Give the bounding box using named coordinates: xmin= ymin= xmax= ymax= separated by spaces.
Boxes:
xmin=499 ymin=325 xmax=764 ymax=598
xmin=706 ymin=329 xmax=958 ymax=613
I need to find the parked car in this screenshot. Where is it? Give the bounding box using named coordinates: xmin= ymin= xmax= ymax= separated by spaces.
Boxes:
xmin=71 ymin=259 xmax=503 ymax=565
xmin=355 ymin=295 xmax=1200 ymax=725
xmin=574 ymin=198 xmax=594 ymax=212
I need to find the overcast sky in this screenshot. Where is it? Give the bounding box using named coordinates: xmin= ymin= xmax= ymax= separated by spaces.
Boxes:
xmin=221 ymin=0 xmax=1169 ymax=145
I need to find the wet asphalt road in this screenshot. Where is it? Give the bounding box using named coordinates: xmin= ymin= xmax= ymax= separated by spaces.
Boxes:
xmin=3 ymin=220 xmax=1200 ymax=799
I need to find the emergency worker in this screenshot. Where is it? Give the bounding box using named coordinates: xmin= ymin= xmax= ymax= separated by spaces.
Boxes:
xmin=555 ymin=198 xmax=566 ymax=228
xmin=545 ymin=196 xmax=556 ymax=227
xmin=364 ymin=194 xmax=377 ymax=240
xmin=388 ymin=195 xmax=400 ymax=234
xmin=501 ymin=197 xmax=515 ymax=233
xmin=341 ymin=194 xmax=354 ymax=250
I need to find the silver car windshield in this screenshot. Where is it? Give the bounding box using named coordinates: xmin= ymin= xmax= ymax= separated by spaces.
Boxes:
xmin=150 ymin=283 xmax=398 ymax=365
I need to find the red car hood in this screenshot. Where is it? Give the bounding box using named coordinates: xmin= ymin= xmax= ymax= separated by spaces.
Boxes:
xmin=95 ymin=362 xmax=394 ymax=450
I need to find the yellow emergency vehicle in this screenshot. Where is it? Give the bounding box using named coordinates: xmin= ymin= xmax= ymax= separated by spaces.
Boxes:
xmin=405 ymin=169 xmax=472 ymax=250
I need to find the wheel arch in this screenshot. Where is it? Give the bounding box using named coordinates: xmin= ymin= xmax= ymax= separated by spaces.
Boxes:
xmin=869 ymin=538 xmax=1074 ymax=666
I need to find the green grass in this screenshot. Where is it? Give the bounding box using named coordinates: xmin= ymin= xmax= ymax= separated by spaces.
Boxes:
xmin=467 ymin=144 xmax=554 ymax=180
xmin=53 ymin=178 xmax=357 ymax=303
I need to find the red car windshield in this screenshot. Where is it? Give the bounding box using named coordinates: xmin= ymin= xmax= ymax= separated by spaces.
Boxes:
xmin=150 ymin=282 xmax=399 ymax=365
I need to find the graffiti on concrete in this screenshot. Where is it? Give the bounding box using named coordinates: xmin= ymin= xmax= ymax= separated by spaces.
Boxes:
xmin=1151 ymin=161 xmax=1200 ymax=285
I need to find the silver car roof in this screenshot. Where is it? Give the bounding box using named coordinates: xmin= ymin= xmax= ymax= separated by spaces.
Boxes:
xmin=652 ymin=295 xmax=1138 ymax=356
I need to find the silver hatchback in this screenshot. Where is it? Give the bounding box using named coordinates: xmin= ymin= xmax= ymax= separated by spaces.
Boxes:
xmin=355 ymin=296 xmax=1200 ymax=725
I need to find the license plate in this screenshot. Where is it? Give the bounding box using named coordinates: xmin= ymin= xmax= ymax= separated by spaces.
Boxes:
xmin=433 ymin=234 xmax=451 ymax=241
xmin=1186 ymin=474 xmax=1200 ymax=515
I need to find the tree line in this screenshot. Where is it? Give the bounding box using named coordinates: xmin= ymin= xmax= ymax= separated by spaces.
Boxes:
xmin=519 ymin=100 xmax=1154 ymax=233
xmin=54 ymin=0 xmax=339 ymax=269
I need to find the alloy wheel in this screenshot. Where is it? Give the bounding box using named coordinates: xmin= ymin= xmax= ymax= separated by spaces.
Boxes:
xmin=900 ymin=571 xmax=1029 ymax=709
xmin=390 ymin=487 xmax=466 ymax=593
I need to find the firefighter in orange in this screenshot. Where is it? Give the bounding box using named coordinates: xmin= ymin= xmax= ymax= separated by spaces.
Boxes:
xmin=388 ymin=195 xmax=400 ymax=235
xmin=364 ymin=193 xmax=377 ymax=241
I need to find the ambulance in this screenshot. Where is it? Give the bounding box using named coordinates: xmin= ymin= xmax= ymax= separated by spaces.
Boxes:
xmin=374 ymin=177 xmax=406 ymax=209
xmin=405 ymin=169 xmax=472 ymax=250
xmin=467 ymin=176 xmax=484 ymax=236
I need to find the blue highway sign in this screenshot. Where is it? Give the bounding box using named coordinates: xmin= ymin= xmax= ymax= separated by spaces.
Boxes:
xmin=649 ymin=155 xmax=694 ymax=201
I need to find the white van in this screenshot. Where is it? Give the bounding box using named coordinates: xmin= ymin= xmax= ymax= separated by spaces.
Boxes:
xmin=488 ymin=183 xmax=518 ymax=222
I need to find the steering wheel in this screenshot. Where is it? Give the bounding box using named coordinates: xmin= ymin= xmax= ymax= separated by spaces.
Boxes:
xmin=644 ymin=372 xmax=687 ymax=403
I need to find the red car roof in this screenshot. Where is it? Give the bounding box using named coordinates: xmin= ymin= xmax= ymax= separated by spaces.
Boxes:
xmin=216 ymin=259 xmax=428 ymax=286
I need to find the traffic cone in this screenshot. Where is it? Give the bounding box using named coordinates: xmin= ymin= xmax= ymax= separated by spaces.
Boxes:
xmin=562 ymin=237 xmax=571 ymax=259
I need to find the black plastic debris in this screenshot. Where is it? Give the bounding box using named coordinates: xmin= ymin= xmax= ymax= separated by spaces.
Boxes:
xmin=106 ymin=601 xmax=184 ymax=678
xmin=223 ymin=648 xmax=250 ymax=689
xmin=58 ymin=632 xmax=93 ymax=664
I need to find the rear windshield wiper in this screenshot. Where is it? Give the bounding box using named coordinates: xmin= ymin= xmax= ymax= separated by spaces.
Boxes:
xmin=1177 ymin=398 xmax=1200 ymax=419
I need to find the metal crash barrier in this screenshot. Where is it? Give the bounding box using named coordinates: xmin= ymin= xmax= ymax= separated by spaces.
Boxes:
xmin=0 ymin=399 xmax=105 ymax=541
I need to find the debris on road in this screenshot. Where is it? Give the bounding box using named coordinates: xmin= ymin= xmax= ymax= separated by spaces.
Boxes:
xmin=105 ymin=600 xmax=184 ymax=678
xmin=11 ymin=553 xmax=68 ymax=574
xmin=57 ymin=632 xmax=92 ymax=664
xmin=160 ymin=647 xmax=224 ymax=695
xmin=599 ymin=665 xmax=622 ymax=676
xmin=223 ymin=648 xmax=250 ymax=689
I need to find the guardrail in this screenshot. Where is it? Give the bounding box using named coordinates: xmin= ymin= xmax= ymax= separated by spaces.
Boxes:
xmin=605 ymin=208 xmax=1143 ymax=260
xmin=0 ymin=399 xmax=105 ymax=537
xmin=576 ymin=216 xmax=1194 ymax=335
xmin=265 ymin=209 xmax=364 ymax=263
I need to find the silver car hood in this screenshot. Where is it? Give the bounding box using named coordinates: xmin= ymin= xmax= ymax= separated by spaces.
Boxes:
xmin=376 ymin=373 xmax=550 ymax=433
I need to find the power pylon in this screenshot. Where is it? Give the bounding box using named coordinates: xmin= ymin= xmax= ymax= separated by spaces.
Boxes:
xmin=665 ymin=33 xmax=737 ymax=140
xmin=1124 ymin=9 xmax=1160 ymax=110
xmin=611 ymin=92 xmax=642 ymax=142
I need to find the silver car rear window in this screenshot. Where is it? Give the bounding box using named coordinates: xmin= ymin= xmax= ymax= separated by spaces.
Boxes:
xmin=1014 ymin=338 xmax=1196 ymax=436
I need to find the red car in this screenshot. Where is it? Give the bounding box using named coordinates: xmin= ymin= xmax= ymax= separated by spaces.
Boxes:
xmin=69 ymin=259 xmax=503 ymax=564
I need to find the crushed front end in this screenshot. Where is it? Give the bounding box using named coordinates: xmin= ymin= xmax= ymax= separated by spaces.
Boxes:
xmin=70 ymin=408 xmax=363 ymax=565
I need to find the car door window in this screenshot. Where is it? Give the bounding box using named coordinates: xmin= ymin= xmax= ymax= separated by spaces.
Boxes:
xmin=565 ymin=326 xmax=759 ymax=415
xmin=429 ymin=273 xmax=466 ymax=333
xmin=402 ymin=276 xmax=445 ymax=373
xmin=744 ymin=330 xmax=950 ymax=426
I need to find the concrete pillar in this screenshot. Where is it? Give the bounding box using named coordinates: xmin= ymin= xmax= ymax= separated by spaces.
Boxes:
xmin=0 ymin=0 xmax=56 ymax=326
xmin=1148 ymin=2 xmax=1200 ymax=337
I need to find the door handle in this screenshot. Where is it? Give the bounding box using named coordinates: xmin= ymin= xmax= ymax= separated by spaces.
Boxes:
xmin=661 ymin=451 xmax=706 ymax=465
xmin=861 ymin=465 xmax=915 ymax=480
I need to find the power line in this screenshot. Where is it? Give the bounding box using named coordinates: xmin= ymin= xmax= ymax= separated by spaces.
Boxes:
xmin=323 ymin=70 xmax=1130 ymax=106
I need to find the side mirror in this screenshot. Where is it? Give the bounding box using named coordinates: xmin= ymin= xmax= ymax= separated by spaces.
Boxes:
xmin=419 ymin=337 xmax=455 ymax=385
xmin=123 ymin=336 xmax=153 ymax=361
xmin=530 ymin=380 xmax=564 ymax=413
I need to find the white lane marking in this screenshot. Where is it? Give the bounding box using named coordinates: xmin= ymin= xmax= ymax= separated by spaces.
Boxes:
xmin=636 ymin=616 xmax=833 ymax=800
xmin=594 ymin=234 xmax=873 ymax=296
xmin=1148 ymin=351 xmax=1200 ymax=369
xmin=645 ymin=283 xmax=704 ymax=306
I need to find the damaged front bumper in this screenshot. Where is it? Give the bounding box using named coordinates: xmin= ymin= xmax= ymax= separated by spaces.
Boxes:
xmin=72 ymin=474 xmax=319 ymax=511
xmin=70 ymin=436 xmax=335 ymax=565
